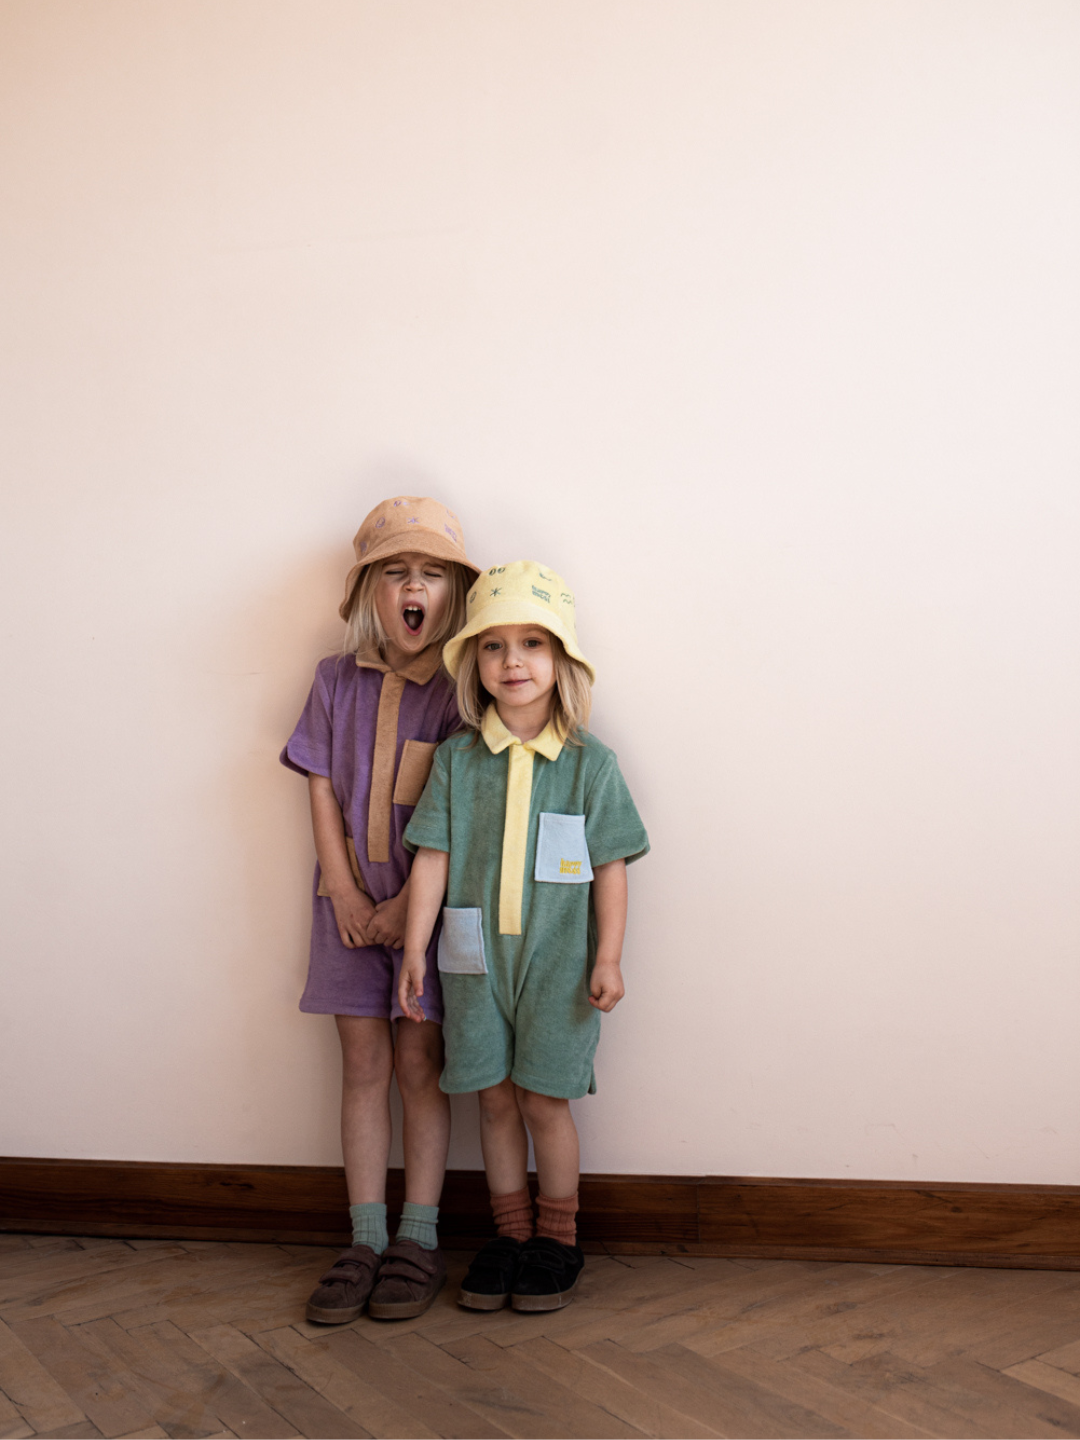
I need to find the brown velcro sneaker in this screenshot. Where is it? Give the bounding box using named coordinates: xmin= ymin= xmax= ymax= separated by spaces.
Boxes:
xmin=367 ymin=1239 xmax=447 ymax=1320
xmin=305 ymin=1244 xmax=382 ymax=1324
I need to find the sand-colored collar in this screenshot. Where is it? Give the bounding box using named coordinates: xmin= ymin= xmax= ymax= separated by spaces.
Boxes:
xmin=355 ymin=645 xmax=443 ymax=686
xmin=481 ymin=704 xmax=564 ymax=762
xmin=356 ymin=644 xmax=442 ymax=864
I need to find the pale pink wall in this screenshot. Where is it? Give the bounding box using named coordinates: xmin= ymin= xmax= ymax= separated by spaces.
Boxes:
xmin=3 ymin=0 xmax=1079 ymax=1181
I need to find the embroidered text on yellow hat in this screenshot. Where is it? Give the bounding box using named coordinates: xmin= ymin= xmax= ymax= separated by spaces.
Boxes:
xmin=442 ymin=560 xmax=595 ymax=683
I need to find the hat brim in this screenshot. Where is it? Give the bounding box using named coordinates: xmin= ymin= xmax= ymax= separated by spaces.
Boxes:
xmin=442 ymin=598 xmax=595 ymax=684
xmin=339 ymin=536 xmax=482 ymax=619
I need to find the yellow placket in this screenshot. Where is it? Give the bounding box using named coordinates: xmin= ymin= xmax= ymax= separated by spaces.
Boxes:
xmin=481 ymin=705 xmax=564 ymax=936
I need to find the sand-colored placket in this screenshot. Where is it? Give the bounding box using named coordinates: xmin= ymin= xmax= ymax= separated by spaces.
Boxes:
xmin=357 ymin=646 xmax=442 ymax=864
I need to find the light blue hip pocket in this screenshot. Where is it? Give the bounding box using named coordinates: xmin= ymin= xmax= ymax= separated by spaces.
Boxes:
xmin=534 ymin=812 xmax=594 ymax=884
xmin=437 ymin=907 xmax=487 ymax=974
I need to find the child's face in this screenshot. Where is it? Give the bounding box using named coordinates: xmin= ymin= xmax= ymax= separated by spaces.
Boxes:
xmin=375 ymin=552 xmax=450 ymax=663
xmin=477 ymin=624 xmax=557 ymax=720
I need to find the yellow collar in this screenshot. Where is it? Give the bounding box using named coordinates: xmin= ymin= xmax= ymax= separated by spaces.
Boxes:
xmin=355 ymin=644 xmax=442 ymax=685
xmin=481 ymin=704 xmax=564 ymax=762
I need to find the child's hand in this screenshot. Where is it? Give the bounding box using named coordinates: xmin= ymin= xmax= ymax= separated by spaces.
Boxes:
xmin=329 ymin=886 xmax=376 ymax=949
xmin=367 ymin=890 xmax=409 ymax=950
xmin=589 ymin=961 xmax=625 ymax=1012
xmin=397 ymin=951 xmax=427 ymax=1024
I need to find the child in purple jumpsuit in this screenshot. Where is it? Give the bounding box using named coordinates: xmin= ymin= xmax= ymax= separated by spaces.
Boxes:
xmin=281 ymin=496 xmax=480 ymax=1322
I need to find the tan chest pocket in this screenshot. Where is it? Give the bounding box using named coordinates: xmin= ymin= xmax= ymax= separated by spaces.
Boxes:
xmin=392 ymin=739 xmax=438 ymax=807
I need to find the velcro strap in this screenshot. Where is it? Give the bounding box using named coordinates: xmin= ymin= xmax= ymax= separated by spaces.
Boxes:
xmin=523 ymin=1248 xmax=569 ymax=1273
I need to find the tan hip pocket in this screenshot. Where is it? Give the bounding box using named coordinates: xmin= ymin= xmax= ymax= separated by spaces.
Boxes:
xmin=392 ymin=739 xmax=438 ymax=807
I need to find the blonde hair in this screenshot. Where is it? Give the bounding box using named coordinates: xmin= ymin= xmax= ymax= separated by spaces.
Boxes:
xmin=455 ymin=631 xmax=592 ymax=744
xmin=343 ymin=558 xmax=470 ymax=662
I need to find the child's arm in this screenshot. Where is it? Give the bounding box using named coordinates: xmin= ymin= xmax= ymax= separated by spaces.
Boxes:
xmin=308 ymin=775 xmax=377 ymax=948
xmin=366 ymin=878 xmax=409 ymax=951
xmin=589 ymin=858 xmax=628 ymax=1011
xmin=397 ymin=847 xmax=449 ymax=1022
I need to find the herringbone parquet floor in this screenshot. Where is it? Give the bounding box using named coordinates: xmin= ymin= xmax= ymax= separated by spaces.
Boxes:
xmin=5 ymin=1233 xmax=1080 ymax=1439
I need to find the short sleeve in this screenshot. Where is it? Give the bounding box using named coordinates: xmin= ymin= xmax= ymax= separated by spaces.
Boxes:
xmin=280 ymin=664 xmax=334 ymax=778
xmin=403 ymin=744 xmax=452 ymax=853
xmin=584 ymin=754 xmax=650 ymax=868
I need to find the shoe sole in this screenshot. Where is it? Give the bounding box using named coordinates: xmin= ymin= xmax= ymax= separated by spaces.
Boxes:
xmin=305 ymin=1301 xmax=367 ymax=1324
xmin=458 ymin=1287 xmax=511 ymax=1311
xmin=510 ymin=1273 xmax=581 ymax=1311
xmin=367 ymin=1273 xmax=446 ymax=1321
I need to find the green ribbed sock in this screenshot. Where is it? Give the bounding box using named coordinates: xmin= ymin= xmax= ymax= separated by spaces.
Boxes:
xmin=395 ymin=1201 xmax=439 ymax=1251
xmin=349 ymin=1202 xmax=388 ymax=1254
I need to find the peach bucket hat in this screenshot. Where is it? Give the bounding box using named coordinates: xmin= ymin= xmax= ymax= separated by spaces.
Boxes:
xmin=339 ymin=496 xmax=482 ymax=620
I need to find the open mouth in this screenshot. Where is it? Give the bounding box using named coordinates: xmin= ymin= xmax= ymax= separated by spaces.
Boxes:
xmin=402 ymin=605 xmax=425 ymax=635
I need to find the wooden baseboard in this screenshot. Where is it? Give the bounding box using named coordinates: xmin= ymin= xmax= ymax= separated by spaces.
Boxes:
xmin=2 ymin=1158 xmax=1079 ymax=1270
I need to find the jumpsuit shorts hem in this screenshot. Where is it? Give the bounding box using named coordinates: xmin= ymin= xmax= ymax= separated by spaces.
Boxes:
xmin=438 ymin=1065 xmax=592 ymax=1100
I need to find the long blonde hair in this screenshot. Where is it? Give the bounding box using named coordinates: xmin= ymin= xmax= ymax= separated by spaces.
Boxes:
xmin=455 ymin=631 xmax=592 ymax=744
xmin=343 ymin=559 xmax=470 ymax=662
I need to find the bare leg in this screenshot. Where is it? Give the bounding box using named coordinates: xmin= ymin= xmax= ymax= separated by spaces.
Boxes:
xmin=394 ymin=1019 xmax=451 ymax=1207
xmin=478 ymin=1077 xmax=529 ymax=1195
xmin=516 ymin=1088 xmax=580 ymax=1199
xmin=336 ymin=1015 xmax=394 ymax=1205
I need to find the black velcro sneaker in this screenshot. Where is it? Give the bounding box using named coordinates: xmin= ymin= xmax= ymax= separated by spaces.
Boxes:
xmin=510 ymin=1236 xmax=585 ymax=1311
xmin=458 ymin=1235 xmax=524 ymax=1310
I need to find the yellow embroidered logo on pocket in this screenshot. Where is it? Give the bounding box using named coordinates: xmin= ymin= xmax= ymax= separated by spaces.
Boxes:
xmin=559 ymin=858 xmax=582 ymax=875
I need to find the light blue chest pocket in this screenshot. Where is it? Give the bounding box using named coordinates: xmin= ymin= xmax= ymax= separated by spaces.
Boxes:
xmin=437 ymin=907 xmax=487 ymax=974
xmin=535 ymin=812 xmax=594 ymax=884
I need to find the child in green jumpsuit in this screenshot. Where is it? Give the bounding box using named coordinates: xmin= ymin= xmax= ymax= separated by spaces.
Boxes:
xmin=399 ymin=560 xmax=649 ymax=1311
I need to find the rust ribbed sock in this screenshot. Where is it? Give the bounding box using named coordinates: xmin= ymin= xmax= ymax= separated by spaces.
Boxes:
xmin=536 ymin=1191 xmax=578 ymax=1246
xmin=490 ymin=1186 xmax=533 ymax=1242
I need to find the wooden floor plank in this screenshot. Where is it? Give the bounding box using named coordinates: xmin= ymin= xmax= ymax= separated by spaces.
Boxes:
xmin=188 ymin=1322 xmax=362 ymax=1438
xmin=881 ymin=1270 xmax=1080 ymax=1369
xmin=321 ymin=1328 xmax=512 ymax=1439
xmin=703 ymin=1342 xmax=933 ymax=1438
xmin=254 ymin=1325 xmax=442 ymax=1440
xmin=1035 ymin=1338 xmax=1080 ymax=1373
xmin=0 ymin=1388 xmax=34 ymax=1440
xmin=574 ymin=1339 xmax=848 ymax=1439
xmin=465 ymin=1257 xmax=770 ymax=1354
xmin=964 ymin=1287 xmax=1080 ymax=1370
xmin=10 ymin=1248 xmax=319 ymax=1331
xmin=922 ymin=1355 xmax=1080 ymax=1439
xmin=786 ymin=1348 xmax=990 ymax=1439
xmin=71 ymin=1316 xmax=248 ymax=1439
xmin=440 ymin=1332 xmax=647 ymax=1439
xmin=0 ymin=1316 xmax=88 ymax=1434
xmin=6 ymin=1317 xmax=158 ymax=1439
xmin=1003 ymin=1360 xmax=1080 ymax=1412
xmin=510 ymin=1334 xmax=724 ymax=1439
xmin=31 ymin=1423 xmax=104 ymax=1438
xmin=109 ymin=1256 xmax=327 ymax=1335
xmin=138 ymin=1320 xmax=305 ymax=1440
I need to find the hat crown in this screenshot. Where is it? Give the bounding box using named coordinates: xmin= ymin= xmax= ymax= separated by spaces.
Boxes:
xmin=352 ymin=495 xmax=466 ymax=563
xmin=466 ymin=560 xmax=577 ymax=637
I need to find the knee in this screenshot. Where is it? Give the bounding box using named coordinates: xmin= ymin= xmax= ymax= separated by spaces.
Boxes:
xmin=341 ymin=1046 xmax=392 ymax=1093
xmin=478 ymin=1078 xmax=519 ymax=1126
xmin=516 ymin=1088 xmax=568 ymax=1132
xmin=394 ymin=1030 xmax=444 ymax=1098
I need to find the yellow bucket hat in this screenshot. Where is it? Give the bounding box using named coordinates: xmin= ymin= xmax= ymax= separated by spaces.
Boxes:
xmin=442 ymin=560 xmax=595 ymax=683
xmin=339 ymin=496 xmax=482 ymax=620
